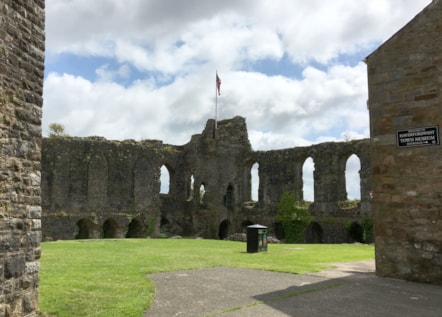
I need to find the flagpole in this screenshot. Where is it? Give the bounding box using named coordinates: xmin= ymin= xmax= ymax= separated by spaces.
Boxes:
xmin=215 ymin=71 xmax=218 ymax=131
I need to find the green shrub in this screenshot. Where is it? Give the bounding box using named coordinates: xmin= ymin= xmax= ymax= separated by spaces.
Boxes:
xmin=362 ymin=216 xmax=374 ymax=243
xmin=277 ymin=191 xmax=311 ymax=243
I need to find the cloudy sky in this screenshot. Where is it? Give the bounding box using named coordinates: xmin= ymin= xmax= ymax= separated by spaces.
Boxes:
xmin=43 ymin=0 xmax=432 ymax=200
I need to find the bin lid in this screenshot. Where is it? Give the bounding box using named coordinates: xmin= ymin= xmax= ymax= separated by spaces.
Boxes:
xmin=247 ymin=224 xmax=267 ymax=229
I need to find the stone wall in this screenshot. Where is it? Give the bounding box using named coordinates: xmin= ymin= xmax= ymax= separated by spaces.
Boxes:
xmin=0 ymin=1 xmax=45 ymax=316
xmin=41 ymin=137 xmax=163 ymax=240
xmin=41 ymin=117 xmax=372 ymax=243
xmin=367 ymin=0 xmax=442 ymax=283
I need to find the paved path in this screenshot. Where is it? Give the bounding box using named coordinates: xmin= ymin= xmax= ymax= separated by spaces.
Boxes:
xmin=144 ymin=260 xmax=442 ymax=317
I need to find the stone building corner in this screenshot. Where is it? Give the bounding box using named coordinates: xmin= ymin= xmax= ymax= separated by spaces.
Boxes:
xmin=0 ymin=1 xmax=45 ymax=315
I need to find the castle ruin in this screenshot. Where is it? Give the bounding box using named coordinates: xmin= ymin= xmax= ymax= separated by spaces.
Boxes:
xmin=1 ymin=2 xmax=442 ymax=316
xmin=41 ymin=117 xmax=372 ymax=243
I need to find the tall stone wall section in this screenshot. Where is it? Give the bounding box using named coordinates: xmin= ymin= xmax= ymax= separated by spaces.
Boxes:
xmin=42 ymin=117 xmax=372 ymax=244
xmin=367 ymin=0 xmax=442 ymax=283
xmin=41 ymin=137 xmax=163 ymax=240
xmin=0 ymin=1 xmax=45 ymax=316
xmin=251 ymin=140 xmax=371 ymax=243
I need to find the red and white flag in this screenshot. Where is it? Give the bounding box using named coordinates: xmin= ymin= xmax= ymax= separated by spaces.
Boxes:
xmin=216 ymin=73 xmax=221 ymax=95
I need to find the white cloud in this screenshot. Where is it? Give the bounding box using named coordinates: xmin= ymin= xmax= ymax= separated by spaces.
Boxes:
xmin=43 ymin=73 xmax=171 ymax=140
xmin=46 ymin=0 xmax=432 ymax=67
xmin=44 ymin=61 xmax=368 ymax=150
xmin=43 ymin=0 xmax=432 ymax=203
xmin=43 ymin=0 xmax=432 ymax=150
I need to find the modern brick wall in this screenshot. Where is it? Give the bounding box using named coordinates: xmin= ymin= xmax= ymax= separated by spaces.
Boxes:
xmin=0 ymin=1 xmax=45 ymax=315
xmin=367 ymin=0 xmax=442 ymax=283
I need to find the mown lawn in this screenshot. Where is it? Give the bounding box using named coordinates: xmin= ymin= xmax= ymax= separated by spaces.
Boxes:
xmin=39 ymin=239 xmax=374 ymax=317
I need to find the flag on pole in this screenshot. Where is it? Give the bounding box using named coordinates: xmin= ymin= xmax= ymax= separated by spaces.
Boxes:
xmin=216 ymin=73 xmax=221 ymax=95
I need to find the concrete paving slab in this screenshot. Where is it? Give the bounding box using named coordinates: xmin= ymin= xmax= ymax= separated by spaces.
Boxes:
xmin=144 ymin=260 xmax=442 ymax=317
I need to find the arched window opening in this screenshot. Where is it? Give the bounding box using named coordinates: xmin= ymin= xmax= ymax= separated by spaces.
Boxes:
xmin=218 ymin=220 xmax=230 ymax=240
xmin=302 ymin=157 xmax=314 ymax=202
xmin=223 ymin=183 xmax=234 ymax=210
xmin=103 ymin=219 xmax=119 ymax=238
xmin=199 ymin=183 xmax=206 ymax=207
xmin=345 ymin=154 xmax=361 ymax=200
xmin=251 ymin=162 xmax=259 ymax=201
xmin=126 ymin=218 xmax=145 ymax=238
xmin=160 ymin=165 xmax=170 ymax=194
xmin=75 ymin=219 xmax=95 ymax=239
xmin=187 ymin=175 xmax=194 ymax=200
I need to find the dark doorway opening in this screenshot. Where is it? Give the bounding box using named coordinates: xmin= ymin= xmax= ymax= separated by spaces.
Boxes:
xmin=348 ymin=222 xmax=364 ymax=243
xmin=218 ymin=220 xmax=230 ymax=240
xmin=75 ymin=219 xmax=95 ymax=239
xmin=103 ymin=218 xmax=119 ymax=238
xmin=274 ymin=221 xmax=284 ymax=241
xmin=309 ymin=221 xmax=324 ymax=243
xmin=241 ymin=220 xmax=253 ymax=232
xmin=126 ymin=218 xmax=145 ymax=238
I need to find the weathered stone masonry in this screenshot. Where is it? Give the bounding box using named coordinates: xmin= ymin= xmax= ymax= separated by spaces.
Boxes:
xmin=42 ymin=137 xmax=163 ymax=240
xmin=367 ymin=0 xmax=442 ymax=283
xmin=41 ymin=117 xmax=372 ymax=243
xmin=1 ymin=2 xmax=441 ymax=316
xmin=0 ymin=1 xmax=45 ymax=316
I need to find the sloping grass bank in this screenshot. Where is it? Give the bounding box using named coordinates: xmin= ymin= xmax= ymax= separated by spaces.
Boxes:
xmin=39 ymin=239 xmax=374 ymax=317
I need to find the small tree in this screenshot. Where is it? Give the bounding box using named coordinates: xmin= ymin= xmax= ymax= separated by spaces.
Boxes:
xmin=48 ymin=123 xmax=69 ymax=137
xmin=277 ymin=191 xmax=311 ymax=243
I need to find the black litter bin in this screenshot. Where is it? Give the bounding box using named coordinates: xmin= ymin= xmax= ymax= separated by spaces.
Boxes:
xmin=247 ymin=224 xmax=268 ymax=253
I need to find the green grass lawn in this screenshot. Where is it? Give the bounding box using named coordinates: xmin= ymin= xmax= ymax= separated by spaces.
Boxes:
xmin=39 ymin=239 xmax=374 ymax=317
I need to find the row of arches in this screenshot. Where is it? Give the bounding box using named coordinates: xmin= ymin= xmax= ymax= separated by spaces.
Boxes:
xmin=301 ymin=221 xmax=367 ymax=243
xmin=75 ymin=218 xmax=146 ymax=239
xmin=251 ymin=154 xmax=361 ymax=202
xmin=215 ymin=219 xmax=365 ymax=242
xmin=301 ymin=155 xmax=361 ymax=201
xmin=159 ymin=154 xmax=361 ymax=204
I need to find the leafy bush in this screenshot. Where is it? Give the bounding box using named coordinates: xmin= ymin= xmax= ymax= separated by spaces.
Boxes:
xmin=362 ymin=216 xmax=374 ymax=243
xmin=277 ymin=191 xmax=311 ymax=243
xmin=48 ymin=122 xmax=70 ymax=137
xmin=337 ymin=199 xmax=360 ymax=209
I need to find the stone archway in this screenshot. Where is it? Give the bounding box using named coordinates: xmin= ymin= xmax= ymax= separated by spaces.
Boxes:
xmin=75 ymin=219 xmax=95 ymax=239
xmin=126 ymin=218 xmax=145 ymax=238
xmin=348 ymin=221 xmax=364 ymax=243
xmin=218 ymin=220 xmax=231 ymax=240
xmin=308 ymin=221 xmax=324 ymax=243
xmin=103 ymin=218 xmax=119 ymax=238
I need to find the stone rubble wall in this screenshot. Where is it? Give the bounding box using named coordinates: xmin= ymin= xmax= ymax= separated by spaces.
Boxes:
xmin=41 ymin=137 xmax=163 ymax=240
xmin=0 ymin=1 xmax=45 ymax=316
xmin=41 ymin=117 xmax=371 ymax=243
